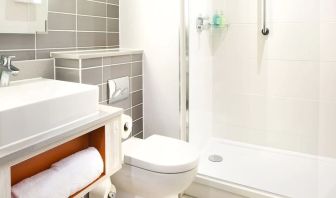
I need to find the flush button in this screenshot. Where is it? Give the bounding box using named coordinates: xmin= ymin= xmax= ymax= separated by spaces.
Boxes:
xmin=108 ymin=76 xmax=130 ymax=104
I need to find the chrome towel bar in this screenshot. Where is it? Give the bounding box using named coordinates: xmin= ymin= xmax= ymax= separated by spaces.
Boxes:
xmin=261 ymin=0 xmax=270 ymax=35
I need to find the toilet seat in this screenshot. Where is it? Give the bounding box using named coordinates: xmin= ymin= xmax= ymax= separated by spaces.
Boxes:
xmin=122 ymin=135 xmax=199 ymax=174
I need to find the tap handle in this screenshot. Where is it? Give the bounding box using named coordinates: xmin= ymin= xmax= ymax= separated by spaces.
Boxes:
xmin=7 ymin=56 xmax=16 ymax=60
xmin=7 ymin=56 xmax=15 ymax=66
xmin=0 ymin=55 xmax=15 ymax=67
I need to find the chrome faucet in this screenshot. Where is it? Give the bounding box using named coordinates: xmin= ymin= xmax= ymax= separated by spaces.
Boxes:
xmin=0 ymin=55 xmax=20 ymax=87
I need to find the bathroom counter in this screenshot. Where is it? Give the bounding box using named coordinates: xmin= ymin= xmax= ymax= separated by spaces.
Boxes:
xmin=0 ymin=105 xmax=123 ymax=198
xmin=50 ymin=48 xmax=143 ymax=59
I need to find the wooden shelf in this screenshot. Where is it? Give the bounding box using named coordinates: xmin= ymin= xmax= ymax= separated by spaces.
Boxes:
xmin=11 ymin=126 xmax=106 ymax=197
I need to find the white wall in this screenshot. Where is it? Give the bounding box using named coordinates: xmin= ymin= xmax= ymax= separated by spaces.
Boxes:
xmin=207 ymin=0 xmax=336 ymax=158
xmin=318 ymin=0 xmax=336 ymax=158
xmin=120 ymin=0 xmax=181 ymax=138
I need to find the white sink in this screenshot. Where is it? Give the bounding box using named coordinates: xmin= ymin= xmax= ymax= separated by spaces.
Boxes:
xmin=0 ymin=78 xmax=99 ymax=148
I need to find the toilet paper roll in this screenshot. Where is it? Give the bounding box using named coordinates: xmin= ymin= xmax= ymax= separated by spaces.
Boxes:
xmin=89 ymin=179 xmax=116 ymax=198
xmin=121 ymin=114 xmax=132 ymax=139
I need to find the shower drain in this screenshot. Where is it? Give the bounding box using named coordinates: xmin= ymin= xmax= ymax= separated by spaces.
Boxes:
xmin=208 ymin=154 xmax=223 ymax=162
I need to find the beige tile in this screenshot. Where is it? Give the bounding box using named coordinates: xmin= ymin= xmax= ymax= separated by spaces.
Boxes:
xmin=132 ymin=54 xmax=143 ymax=61
xmin=48 ymin=13 xmax=76 ymax=30
xmin=81 ymin=67 xmax=103 ymax=85
xmin=132 ymin=104 xmax=143 ymax=120
xmin=107 ymin=0 xmax=119 ymax=5
xmin=132 ymin=90 xmax=143 ymax=106
xmin=78 ymin=0 xmax=106 ymax=17
xmin=36 ymin=31 xmax=76 ymax=49
xmin=107 ymin=33 xmax=119 ymax=46
xmin=132 ymin=118 xmax=143 ymax=135
xmin=131 ymin=61 xmax=142 ymax=76
xmin=0 ymin=34 xmax=35 ymax=50
xmin=12 ymin=59 xmax=54 ymax=81
xmin=134 ymin=132 xmax=143 ymax=139
xmin=77 ymin=32 xmax=107 ymax=48
xmin=82 ymin=58 xmax=103 ymax=68
xmin=131 ymin=76 xmax=142 ymax=92
xmin=103 ymin=63 xmax=131 ymax=82
xmin=55 ymin=58 xmax=79 ymax=68
xmin=107 ymin=18 xmax=119 ymax=32
xmin=48 ymin=0 xmax=76 ymax=13
xmin=0 ymin=50 xmax=35 ymax=61
xmin=103 ymin=55 xmax=131 ymax=65
xmin=77 ymin=16 xmax=106 ymax=32
xmin=107 ymin=4 xmax=119 ymax=18
xmin=56 ymin=68 xmax=80 ymax=83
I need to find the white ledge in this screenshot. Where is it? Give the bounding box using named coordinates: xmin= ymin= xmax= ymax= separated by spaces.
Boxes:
xmin=50 ymin=48 xmax=143 ymax=59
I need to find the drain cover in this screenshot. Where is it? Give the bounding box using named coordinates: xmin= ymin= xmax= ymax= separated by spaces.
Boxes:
xmin=208 ymin=154 xmax=223 ymax=162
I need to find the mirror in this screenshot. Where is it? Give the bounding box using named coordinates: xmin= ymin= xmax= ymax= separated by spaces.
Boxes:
xmin=0 ymin=0 xmax=48 ymax=34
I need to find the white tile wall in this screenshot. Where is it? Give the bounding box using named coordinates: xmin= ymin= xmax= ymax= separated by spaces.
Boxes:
xmin=206 ymin=0 xmax=336 ymax=157
xmin=320 ymin=23 xmax=336 ymax=62
xmin=270 ymin=0 xmax=319 ymax=23
xmin=267 ymin=60 xmax=319 ymax=100
xmin=320 ymin=0 xmax=336 ymax=22
xmin=264 ymin=23 xmax=319 ymax=61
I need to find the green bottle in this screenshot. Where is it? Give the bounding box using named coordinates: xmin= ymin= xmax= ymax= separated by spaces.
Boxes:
xmin=213 ymin=10 xmax=221 ymax=27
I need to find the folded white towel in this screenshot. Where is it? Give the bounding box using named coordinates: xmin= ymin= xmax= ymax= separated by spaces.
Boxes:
xmin=52 ymin=147 xmax=104 ymax=194
xmin=12 ymin=147 xmax=104 ymax=198
xmin=11 ymin=168 xmax=71 ymax=198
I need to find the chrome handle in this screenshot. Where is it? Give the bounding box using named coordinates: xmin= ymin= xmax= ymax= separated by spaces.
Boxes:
xmin=0 ymin=55 xmax=19 ymax=75
xmin=261 ymin=0 xmax=269 ymax=36
xmin=6 ymin=56 xmax=15 ymax=70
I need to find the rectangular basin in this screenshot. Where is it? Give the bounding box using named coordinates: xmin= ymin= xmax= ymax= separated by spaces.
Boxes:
xmin=0 ymin=78 xmax=99 ymax=148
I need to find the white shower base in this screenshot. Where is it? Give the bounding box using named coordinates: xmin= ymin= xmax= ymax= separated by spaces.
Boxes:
xmin=186 ymin=138 xmax=336 ymax=198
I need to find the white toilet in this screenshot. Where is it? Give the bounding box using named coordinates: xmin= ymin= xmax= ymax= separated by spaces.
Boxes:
xmin=111 ymin=135 xmax=199 ymax=198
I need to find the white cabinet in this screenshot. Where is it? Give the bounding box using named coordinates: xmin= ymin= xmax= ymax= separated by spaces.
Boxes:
xmin=0 ymin=0 xmax=48 ymax=34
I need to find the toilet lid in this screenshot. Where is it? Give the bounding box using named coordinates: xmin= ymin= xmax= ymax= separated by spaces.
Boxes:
xmin=123 ymin=135 xmax=199 ymax=174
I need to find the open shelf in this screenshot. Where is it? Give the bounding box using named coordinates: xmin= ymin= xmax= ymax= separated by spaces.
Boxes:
xmin=11 ymin=126 xmax=106 ymax=197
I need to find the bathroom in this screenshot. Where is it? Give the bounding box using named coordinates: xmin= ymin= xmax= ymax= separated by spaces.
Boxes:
xmin=0 ymin=0 xmax=336 ymax=197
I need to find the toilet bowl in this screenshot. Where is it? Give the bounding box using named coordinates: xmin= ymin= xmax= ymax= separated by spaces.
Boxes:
xmin=111 ymin=135 xmax=199 ymax=198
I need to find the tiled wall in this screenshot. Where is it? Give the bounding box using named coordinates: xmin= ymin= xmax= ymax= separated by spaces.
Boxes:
xmin=0 ymin=0 xmax=119 ymax=61
xmin=55 ymin=53 xmax=144 ymax=139
xmin=208 ymin=0 xmax=336 ymax=157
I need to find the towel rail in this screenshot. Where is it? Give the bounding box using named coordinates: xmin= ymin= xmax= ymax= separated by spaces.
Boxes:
xmin=261 ymin=0 xmax=270 ymax=35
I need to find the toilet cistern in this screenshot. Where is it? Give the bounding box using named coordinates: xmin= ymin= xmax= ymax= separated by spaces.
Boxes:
xmin=0 ymin=55 xmax=20 ymax=87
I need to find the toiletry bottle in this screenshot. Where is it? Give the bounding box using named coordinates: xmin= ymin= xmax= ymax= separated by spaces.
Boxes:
xmin=213 ymin=10 xmax=221 ymax=28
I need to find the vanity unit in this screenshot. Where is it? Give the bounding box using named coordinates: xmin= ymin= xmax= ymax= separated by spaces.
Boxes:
xmin=0 ymin=78 xmax=123 ymax=198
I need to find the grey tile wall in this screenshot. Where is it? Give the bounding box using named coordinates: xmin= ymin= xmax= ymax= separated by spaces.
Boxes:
xmin=55 ymin=53 xmax=144 ymax=139
xmin=0 ymin=0 xmax=120 ymax=61
xmin=11 ymin=59 xmax=55 ymax=81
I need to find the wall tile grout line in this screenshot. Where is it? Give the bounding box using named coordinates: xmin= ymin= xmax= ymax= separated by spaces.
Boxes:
xmin=75 ymin=0 xmax=78 ymax=50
